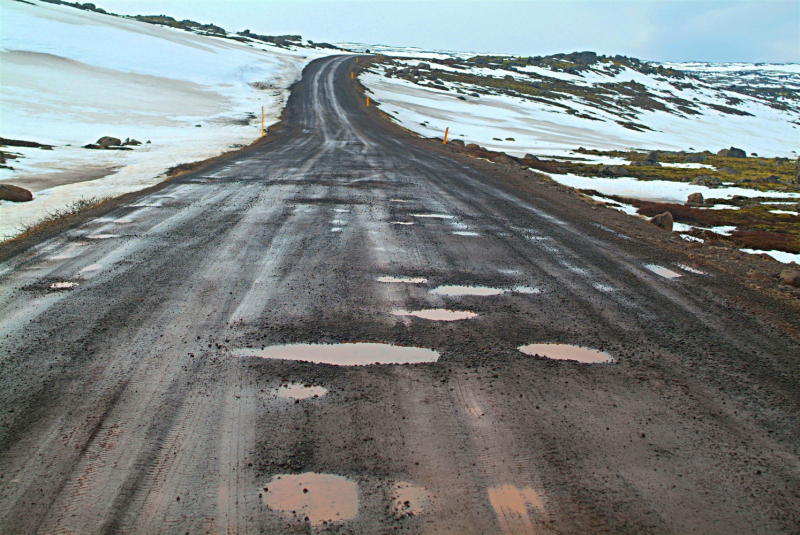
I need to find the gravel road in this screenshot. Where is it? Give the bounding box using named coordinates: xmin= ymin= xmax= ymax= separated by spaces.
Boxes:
xmin=1 ymin=55 xmax=798 ymax=534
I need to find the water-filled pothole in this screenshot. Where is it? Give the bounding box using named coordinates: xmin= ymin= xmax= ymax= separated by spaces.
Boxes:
xmin=677 ymin=264 xmax=705 ymax=275
xmin=488 ymin=484 xmax=544 ymax=533
xmin=518 ymin=343 xmax=612 ymax=363
xmin=512 ymin=286 xmax=540 ymax=294
xmin=392 ymin=481 xmax=433 ymax=517
xmin=393 ymin=309 xmax=478 ymax=321
xmin=86 ymin=234 xmax=120 ymax=240
xmin=330 ymin=227 xmax=342 ymax=232
xmin=276 ymin=383 xmax=328 ymax=400
xmin=430 ymin=285 xmax=506 ymax=296
xmin=261 ymin=473 xmax=358 ymax=525
xmin=81 ymin=264 xmax=102 ymax=272
xmin=391 ymin=221 xmax=414 ymax=226
xmin=377 ymin=276 xmax=428 ymax=284
xmin=236 ymin=343 xmax=439 ymax=365
xmin=645 ymin=264 xmax=681 ymax=279
xmin=453 ymin=231 xmax=480 ymax=236
xmin=412 ymin=214 xmax=454 ymax=219
xmin=50 ymin=282 xmax=77 ymax=290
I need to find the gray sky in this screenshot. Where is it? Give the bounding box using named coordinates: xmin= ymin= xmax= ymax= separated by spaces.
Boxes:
xmin=98 ymin=1 xmax=799 ymax=63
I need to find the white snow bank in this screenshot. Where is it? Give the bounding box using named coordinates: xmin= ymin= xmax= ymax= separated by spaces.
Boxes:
xmin=0 ymin=0 xmax=331 ymax=238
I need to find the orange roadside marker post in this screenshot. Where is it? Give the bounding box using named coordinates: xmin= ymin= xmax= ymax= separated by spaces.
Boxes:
xmin=366 ymin=96 xmax=370 ymax=107
xmin=443 ymin=127 xmax=449 ymax=144
xmin=261 ymin=106 xmax=264 ymax=137
xmin=351 ymin=72 xmax=354 ymax=80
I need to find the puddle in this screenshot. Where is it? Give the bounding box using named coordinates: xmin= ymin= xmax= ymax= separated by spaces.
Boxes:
xmin=261 ymin=473 xmax=358 ymax=525
xmin=390 ymin=199 xmax=412 ymax=203
xmin=453 ymin=231 xmax=480 ymax=236
xmin=518 ymin=343 xmax=612 ymax=363
xmin=488 ymin=484 xmax=544 ymax=535
xmin=412 ymin=214 xmax=454 ymax=219
xmin=235 ymin=343 xmax=439 ymax=366
xmin=81 ymin=264 xmax=102 ymax=272
xmin=114 ymin=218 xmax=132 ymax=224
xmin=377 ymin=276 xmax=428 ymax=284
xmin=644 ymin=264 xmax=681 ymax=279
xmin=86 ymin=234 xmax=120 ymax=240
xmin=430 ymin=285 xmax=506 ymax=296
xmin=512 ymin=286 xmax=540 ymax=294
xmin=276 ymin=383 xmax=328 ymax=400
xmin=499 ymin=269 xmax=521 ymax=275
xmin=334 ymin=208 xmax=350 ymax=213
xmin=331 ymin=219 xmax=347 ymax=224
xmin=391 ymin=221 xmax=414 ymax=226
xmin=330 ymin=227 xmax=342 ymax=232
xmin=392 ymin=481 xmax=433 ymax=517
xmin=50 ymin=282 xmax=77 ymax=290
xmin=393 ymin=309 xmax=478 ymax=321
xmin=677 ymin=264 xmax=706 ymax=275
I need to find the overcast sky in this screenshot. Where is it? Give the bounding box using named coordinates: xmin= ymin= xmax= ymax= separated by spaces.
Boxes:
xmin=98 ymin=1 xmax=799 ymax=63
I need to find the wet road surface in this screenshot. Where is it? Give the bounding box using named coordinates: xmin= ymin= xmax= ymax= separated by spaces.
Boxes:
xmin=1 ymin=55 xmax=799 ymax=534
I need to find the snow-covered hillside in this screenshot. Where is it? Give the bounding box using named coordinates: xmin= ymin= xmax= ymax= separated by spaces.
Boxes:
xmin=361 ymin=54 xmax=799 ymax=158
xmin=0 ymin=0 xmax=334 ymax=238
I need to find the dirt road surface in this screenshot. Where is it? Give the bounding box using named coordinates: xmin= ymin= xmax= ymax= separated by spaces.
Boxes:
xmin=1 ymin=55 xmax=798 ymax=534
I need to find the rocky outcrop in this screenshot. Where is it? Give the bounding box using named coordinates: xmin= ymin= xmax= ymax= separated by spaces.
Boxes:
xmin=599 ymin=165 xmax=628 ymax=177
xmin=691 ymin=175 xmax=722 ymax=186
xmin=648 ymin=211 xmax=673 ymax=232
xmin=122 ymin=138 xmax=142 ymax=146
xmin=447 ymin=139 xmax=465 ymax=148
xmin=0 ymin=184 xmax=33 ymax=202
xmin=490 ymin=153 xmax=519 ymax=166
xmin=717 ymin=147 xmax=746 ymax=158
xmin=96 ymin=136 xmax=122 ymax=148
xmin=779 ymin=270 xmax=800 ymax=287
xmin=685 ymin=192 xmax=704 ymax=206
xmin=685 ymin=154 xmax=707 ymax=163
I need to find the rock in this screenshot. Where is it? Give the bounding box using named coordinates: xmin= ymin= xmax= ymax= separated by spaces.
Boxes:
xmin=490 ymin=153 xmax=519 ymax=166
xmin=0 ymin=184 xmax=33 ymax=202
xmin=523 ymin=154 xmax=539 ymax=161
xmin=795 ymin=158 xmax=800 ymax=183
xmin=717 ymin=148 xmax=729 ymax=157
xmin=648 ymin=211 xmax=673 ymax=232
xmin=779 ymin=270 xmax=800 ymax=287
xmin=96 ymin=136 xmax=122 ymax=148
xmin=505 ymin=137 xmax=515 ymax=141
xmin=465 ymin=143 xmax=481 ymax=151
xmin=418 ymin=62 xmax=430 ymax=70
xmin=448 ymin=139 xmax=465 ymax=148
xmin=685 ymin=154 xmax=707 ymax=163
xmin=644 ymin=151 xmax=659 ymax=163
xmin=728 ymin=147 xmax=746 ymax=158
xmin=122 ymin=138 xmax=142 ymax=146
xmin=457 ymin=96 xmax=467 ymax=101
xmin=599 ymin=165 xmax=628 ymax=177
xmin=685 ymin=192 xmax=704 ymax=206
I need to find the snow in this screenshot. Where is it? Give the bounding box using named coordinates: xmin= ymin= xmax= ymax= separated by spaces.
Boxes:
xmin=543 ymin=173 xmax=800 ymax=204
xmin=0 ymin=0 xmax=332 ymax=238
xmin=740 ymin=249 xmax=800 ymax=264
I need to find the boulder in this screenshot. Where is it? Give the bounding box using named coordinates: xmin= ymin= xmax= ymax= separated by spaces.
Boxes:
xmin=779 ymin=270 xmax=800 ymax=287
xmin=644 ymin=151 xmax=659 ymax=163
xmin=418 ymin=62 xmax=431 ymax=70
xmin=490 ymin=153 xmax=519 ymax=166
xmin=448 ymin=138 xmax=465 ymax=148
xmin=727 ymin=147 xmax=746 ymax=158
xmin=685 ymin=154 xmax=707 ymax=163
xmin=0 ymin=184 xmax=33 ymax=202
xmin=96 ymin=136 xmax=122 ymax=148
xmin=648 ymin=211 xmax=673 ymax=232
xmin=523 ymin=154 xmax=539 ymax=161
xmin=465 ymin=143 xmax=482 ymax=151
xmin=505 ymin=137 xmax=515 ymax=141
xmin=600 ymin=165 xmax=628 ymax=177
xmin=122 ymin=138 xmax=142 ymax=146
xmin=685 ymin=192 xmax=704 ymax=206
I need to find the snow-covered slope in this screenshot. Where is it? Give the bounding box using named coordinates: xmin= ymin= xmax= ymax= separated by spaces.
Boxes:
xmin=361 ymin=56 xmax=799 ymax=158
xmin=0 ymin=0 xmax=333 ymax=238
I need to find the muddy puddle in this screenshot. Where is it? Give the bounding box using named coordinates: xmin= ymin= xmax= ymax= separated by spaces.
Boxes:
xmin=261 ymin=472 xmax=358 ymax=525
xmin=49 ymin=282 xmax=77 ymax=290
xmin=677 ymin=264 xmax=706 ymax=275
xmin=394 ymin=309 xmax=478 ymax=321
xmin=236 ymin=343 xmax=439 ymax=365
xmin=276 ymin=383 xmax=327 ymax=400
xmin=645 ymin=264 xmax=681 ymax=279
xmin=488 ymin=484 xmax=544 ymax=534
xmin=518 ymin=343 xmax=612 ymax=363
xmin=392 ymin=481 xmax=433 ymax=517
xmin=430 ymin=285 xmax=506 ymax=296
xmin=377 ymin=276 xmax=428 ymax=284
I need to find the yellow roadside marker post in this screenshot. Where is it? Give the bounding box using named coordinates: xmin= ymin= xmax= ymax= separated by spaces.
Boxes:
xmin=443 ymin=127 xmax=449 ymax=144
xmin=366 ymin=96 xmax=370 ymax=107
xmin=356 ymin=57 xmax=359 ymax=63
xmin=261 ymin=106 xmax=264 ymax=137
xmin=351 ymin=72 xmax=354 ymax=80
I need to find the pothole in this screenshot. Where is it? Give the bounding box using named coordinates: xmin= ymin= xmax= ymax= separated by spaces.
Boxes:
xmin=644 ymin=264 xmax=681 ymax=279
xmin=391 ymin=221 xmax=414 ymax=226
xmin=81 ymin=264 xmax=102 ymax=272
xmin=261 ymin=473 xmax=358 ymax=526
xmin=453 ymin=231 xmax=480 ymax=236
xmin=86 ymin=234 xmax=120 ymax=240
xmin=512 ymin=286 xmax=540 ymax=294
xmin=377 ymin=276 xmax=428 ymax=284
xmin=430 ymin=285 xmax=506 ymax=296
xmin=330 ymin=227 xmax=342 ymax=232
xmin=49 ymin=282 xmax=77 ymax=290
xmin=235 ymin=343 xmax=440 ymax=365
xmin=412 ymin=214 xmax=454 ymax=219
xmin=392 ymin=481 xmax=433 ymax=518
xmin=488 ymin=484 xmax=544 ymax=533
xmin=518 ymin=343 xmax=612 ymax=364
xmin=677 ymin=264 xmax=706 ymax=275
xmin=393 ymin=309 xmax=478 ymax=321
xmin=276 ymin=383 xmax=328 ymax=400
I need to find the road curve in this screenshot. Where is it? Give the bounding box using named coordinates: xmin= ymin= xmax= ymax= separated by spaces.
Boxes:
xmin=1 ymin=55 xmax=798 ymax=534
